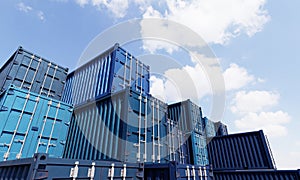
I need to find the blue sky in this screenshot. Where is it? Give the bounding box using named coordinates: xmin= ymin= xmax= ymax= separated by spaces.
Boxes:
xmin=0 ymin=0 xmax=299 ymax=169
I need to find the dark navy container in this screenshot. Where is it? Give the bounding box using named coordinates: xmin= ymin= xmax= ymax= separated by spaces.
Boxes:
xmin=62 ymin=43 xmax=150 ymax=106
xmin=0 ymin=85 xmax=73 ymax=161
xmin=63 ymin=88 xmax=169 ymax=164
xmin=144 ymin=162 xmax=213 ymax=180
xmin=213 ymin=169 xmax=300 ymax=180
xmin=214 ymin=121 xmax=228 ymax=136
xmin=0 ymin=153 xmax=144 ymax=179
xmin=207 ymin=130 xmax=276 ymax=170
xmin=0 ymin=46 xmax=68 ymax=100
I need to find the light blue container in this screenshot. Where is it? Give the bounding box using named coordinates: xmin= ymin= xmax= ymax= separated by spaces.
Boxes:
xmin=0 ymin=85 xmax=73 ymax=161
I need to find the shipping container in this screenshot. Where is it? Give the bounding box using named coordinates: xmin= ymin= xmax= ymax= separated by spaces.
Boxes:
xmin=0 ymin=153 xmax=144 ymax=179
xmin=0 ymin=85 xmax=73 ymax=161
xmin=190 ymin=132 xmax=209 ymax=166
xmin=167 ymin=100 xmax=211 ymax=166
xmin=203 ymin=117 xmax=216 ymax=138
xmin=63 ymin=88 xmax=173 ymax=164
xmin=213 ymin=169 xmax=300 ymax=180
xmin=214 ymin=121 xmax=228 ymax=136
xmin=207 ymin=130 xmax=276 ymax=171
xmin=0 ymin=46 xmax=68 ymax=100
xmin=144 ymin=162 xmax=213 ymax=180
xmin=168 ymin=99 xmax=204 ymax=134
xmin=165 ymin=119 xmax=192 ymax=165
xmin=62 ymin=43 xmax=150 ymax=106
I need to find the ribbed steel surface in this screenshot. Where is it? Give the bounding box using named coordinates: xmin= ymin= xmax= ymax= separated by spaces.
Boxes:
xmin=63 ymin=88 xmax=170 ymax=163
xmin=62 ymin=44 xmax=150 ymax=106
xmin=190 ymin=132 xmax=209 ymax=166
xmin=168 ymin=100 xmax=203 ymax=134
xmin=0 ymin=153 xmax=143 ymax=179
xmin=168 ymin=100 xmax=210 ymax=166
xmin=207 ymin=130 xmax=275 ymax=170
xmin=203 ymin=117 xmax=216 ymax=137
xmin=144 ymin=162 xmax=213 ymax=180
xmin=0 ymin=46 xmax=68 ymax=100
xmin=0 ymin=85 xmax=73 ymax=161
xmin=213 ymin=169 xmax=300 ymax=180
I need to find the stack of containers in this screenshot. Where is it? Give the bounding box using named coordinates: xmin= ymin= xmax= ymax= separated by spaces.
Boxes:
xmin=167 ymin=99 xmax=209 ymax=166
xmin=63 ymin=89 xmax=170 ymax=163
xmin=0 ymin=47 xmax=73 ymax=161
xmin=62 ymin=44 xmax=173 ymax=163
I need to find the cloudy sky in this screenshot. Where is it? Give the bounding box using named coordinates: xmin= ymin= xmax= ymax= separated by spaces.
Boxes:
xmin=0 ymin=0 xmax=299 ymax=169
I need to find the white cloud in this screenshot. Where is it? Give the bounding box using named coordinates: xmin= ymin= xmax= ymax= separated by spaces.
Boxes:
xmin=76 ymin=0 xmax=129 ymax=18
xmin=37 ymin=11 xmax=45 ymax=21
xmin=143 ymin=6 xmax=162 ymax=18
xmin=139 ymin=0 xmax=270 ymax=55
xmin=231 ymin=90 xmax=280 ymax=114
xmin=223 ymin=63 xmax=255 ymax=91
xmin=150 ymin=60 xmax=212 ymax=103
xmin=74 ymin=0 xmax=270 ymax=51
xmin=76 ymin=0 xmax=89 ymax=7
xmin=235 ymin=111 xmax=291 ymax=137
xmin=164 ymin=0 xmax=270 ymax=44
xmin=16 ymin=2 xmax=45 ymax=21
xmin=150 ymin=75 xmax=183 ymax=103
xmin=17 ymin=2 xmax=32 ymax=13
xmin=231 ymin=90 xmax=290 ymax=138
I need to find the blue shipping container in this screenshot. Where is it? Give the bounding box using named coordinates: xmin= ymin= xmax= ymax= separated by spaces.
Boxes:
xmin=63 ymin=88 xmax=171 ymax=164
xmin=213 ymin=169 xmax=300 ymax=180
xmin=168 ymin=99 xmax=204 ymax=135
xmin=0 ymin=46 xmax=68 ymax=100
xmin=214 ymin=121 xmax=228 ymax=136
xmin=203 ymin=117 xmax=216 ymax=137
xmin=168 ymin=100 xmax=211 ymax=165
xmin=0 ymin=153 xmax=144 ymax=179
xmin=190 ymin=132 xmax=209 ymax=166
xmin=144 ymin=162 xmax=213 ymax=180
xmin=0 ymin=85 xmax=73 ymax=161
xmin=207 ymin=130 xmax=276 ymax=170
xmin=62 ymin=43 xmax=150 ymax=106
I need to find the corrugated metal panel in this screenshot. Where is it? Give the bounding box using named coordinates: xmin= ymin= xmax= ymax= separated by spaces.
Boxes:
xmin=207 ymin=130 xmax=275 ymax=170
xmin=144 ymin=162 xmax=213 ymax=180
xmin=167 ymin=100 xmax=210 ymax=165
xmin=190 ymin=132 xmax=209 ymax=166
xmin=62 ymin=43 xmax=150 ymax=106
xmin=0 ymin=153 xmax=144 ymax=179
xmin=213 ymin=170 xmax=300 ymax=180
xmin=0 ymin=85 xmax=73 ymax=161
xmin=203 ymin=117 xmax=216 ymax=137
xmin=63 ymin=88 xmax=170 ymax=163
xmin=214 ymin=121 xmax=228 ymax=136
xmin=0 ymin=46 xmax=68 ymax=100
xmin=168 ymin=99 xmax=203 ymax=134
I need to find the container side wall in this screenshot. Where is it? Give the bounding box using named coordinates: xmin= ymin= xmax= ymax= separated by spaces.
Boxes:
xmin=207 ymin=130 xmax=275 ymax=170
xmin=0 ymin=47 xmax=68 ymax=100
xmin=62 ymin=46 xmax=150 ymax=107
xmin=0 ymin=85 xmax=73 ymax=161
